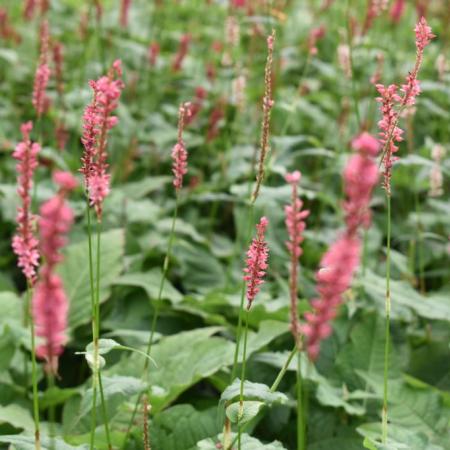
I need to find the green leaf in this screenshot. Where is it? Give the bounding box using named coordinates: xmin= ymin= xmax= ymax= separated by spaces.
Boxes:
xmin=226 ymin=401 xmax=264 ymax=424
xmin=40 ymin=387 xmax=80 ymax=410
xmin=221 ymin=379 xmax=288 ymax=405
xmin=77 ymin=376 xmax=146 ymax=422
xmin=114 ymin=269 xmax=182 ymax=304
xmin=151 ymin=405 xmax=221 ymax=450
xmin=315 ymin=379 xmax=365 ymax=416
xmin=0 ymin=435 xmax=88 ymax=450
xmin=59 ymin=229 xmax=125 ymax=329
xmin=362 ymin=271 xmax=450 ymax=322
xmin=111 ymin=327 xmax=234 ymax=412
xmin=0 ymin=404 xmax=34 ymax=432
xmin=196 ymin=433 xmax=287 ymax=449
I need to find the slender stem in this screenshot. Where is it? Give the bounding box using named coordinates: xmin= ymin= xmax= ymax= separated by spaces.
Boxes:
xmin=27 ymin=283 xmax=41 ymax=450
xmin=296 ymin=350 xmax=305 ymax=450
xmin=345 ymin=0 xmax=361 ymax=129
xmin=86 ymin=203 xmax=98 ymax=450
xmin=95 ymin=221 xmax=112 ymax=449
xmin=47 ymin=373 xmax=55 ymax=450
xmin=237 ymin=310 xmax=250 ymax=450
xmin=382 ymin=194 xmax=391 ymax=443
xmin=121 ymin=197 xmax=179 ymax=448
xmin=231 ymin=204 xmax=255 ymax=382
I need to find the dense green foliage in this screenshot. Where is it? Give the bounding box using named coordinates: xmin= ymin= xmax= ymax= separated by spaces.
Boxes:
xmin=0 ymin=0 xmax=449 ymax=449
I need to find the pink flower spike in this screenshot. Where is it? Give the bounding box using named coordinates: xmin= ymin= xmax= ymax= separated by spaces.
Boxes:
xmin=243 ymin=216 xmax=270 ymax=309
xmin=415 ymin=17 xmax=435 ymax=51
xmin=120 ymin=0 xmax=131 ymax=28
xmin=284 ymin=171 xmax=309 ymax=345
xmin=32 ymin=171 xmax=76 ymax=374
xmin=80 ymin=60 xmax=124 ymax=220
xmin=12 ymin=122 xmax=41 ymax=284
xmin=32 ymin=19 xmax=51 ymax=117
xmin=171 ymin=103 xmax=190 ymax=191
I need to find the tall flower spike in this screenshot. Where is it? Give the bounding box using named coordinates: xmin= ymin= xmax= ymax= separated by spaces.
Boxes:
xmin=243 ymin=216 xmax=269 ymax=309
xmin=252 ymin=30 xmax=275 ymax=203
xmin=80 ymin=60 xmax=124 ymax=220
xmin=32 ymin=19 xmax=51 ymax=117
xmin=302 ymin=133 xmax=379 ymax=360
xmin=285 ymin=171 xmax=309 ymax=345
xmin=120 ymin=0 xmax=131 ymax=28
xmin=172 ymin=103 xmax=190 ymax=191
xmin=32 ymin=171 xmax=77 ymax=374
xmin=376 ymin=17 xmax=434 ymax=194
xmin=12 ymin=122 xmax=41 ymax=284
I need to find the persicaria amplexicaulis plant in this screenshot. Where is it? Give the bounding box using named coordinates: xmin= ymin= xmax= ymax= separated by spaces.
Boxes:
xmin=285 ymin=171 xmax=309 ymax=345
xmin=172 ymin=102 xmax=190 ymax=191
xmin=32 ymin=171 xmax=77 ymax=374
xmin=12 ymin=122 xmax=40 ymax=284
xmin=376 ymin=17 xmax=434 ymax=194
xmin=243 ymin=216 xmax=269 ymax=309
xmin=303 ymin=133 xmax=380 ymax=359
xmin=32 ymin=19 xmax=51 ymax=117
xmin=80 ymin=59 xmax=124 ymax=220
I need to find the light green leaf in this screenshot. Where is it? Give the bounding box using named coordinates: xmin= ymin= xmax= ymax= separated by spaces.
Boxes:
xmin=111 ymin=327 xmax=234 ymax=412
xmin=114 ymin=269 xmax=182 ymax=303
xmin=0 ymin=404 xmax=34 ymax=432
xmin=226 ymin=401 xmax=264 ymax=424
xmin=196 ymin=433 xmax=287 ymax=449
xmin=0 ymin=435 xmax=88 ymax=450
xmin=221 ymin=379 xmax=288 ymax=405
xmin=59 ymin=229 xmax=125 ymax=329
xmin=362 ymin=271 xmax=450 ymax=322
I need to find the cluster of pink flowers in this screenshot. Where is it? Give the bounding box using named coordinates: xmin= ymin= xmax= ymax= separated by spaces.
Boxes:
xmin=32 ymin=19 xmax=51 ymax=117
xmin=0 ymin=8 xmax=20 ymax=43
xmin=244 ymin=217 xmax=269 ymax=309
xmin=307 ymin=26 xmax=326 ymax=56
xmin=120 ymin=0 xmax=131 ymax=28
xmin=206 ymin=101 xmax=224 ymax=142
xmin=172 ymin=33 xmax=191 ymax=72
xmin=32 ymin=171 xmax=77 ymax=374
xmin=376 ymin=17 xmax=434 ymax=194
xmin=12 ymin=122 xmax=41 ymax=283
xmin=80 ymin=60 xmax=124 ymax=219
xmin=172 ymin=103 xmax=190 ymax=190
xmin=52 ymin=41 xmax=64 ymax=97
xmin=285 ymin=171 xmax=309 ymax=261
xmin=23 ymin=0 xmax=37 ymax=21
xmin=148 ymin=41 xmax=160 ymax=67
xmin=285 ymin=171 xmax=309 ymax=344
xmin=390 ymin=0 xmax=406 ymax=24
xmin=362 ymin=0 xmax=387 ymax=34
xmin=302 ymin=133 xmax=380 ymax=359
xmin=185 ymin=87 xmax=207 ymax=126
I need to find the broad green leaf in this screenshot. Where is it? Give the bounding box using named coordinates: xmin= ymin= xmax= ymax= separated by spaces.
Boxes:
xmin=40 ymin=387 xmax=80 ymax=410
xmin=77 ymin=376 xmax=145 ymax=422
xmin=196 ymin=433 xmax=287 ymax=449
xmin=226 ymin=401 xmax=264 ymax=424
xmin=362 ymin=271 xmax=450 ymax=322
xmin=0 ymin=435 xmax=88 ymax=450
xmin=59 ymin=229 xmax=125 ymax=329
xmin=121 ymin=176 xmax=171 ymax=199
xmin=0 ymin=404 xmax=34 ymax=432
xmin=111 ymin=327 xmax=234 ymax=412
xmin=114 ymin=269 xmax=182 ymax=303
xmin=151 ymin=405 xmax=221 ymax=450
xmin=315 ymin=379 xmax=365 ymax=416
xmin=221 ymin=379 xmax=287 ymax=405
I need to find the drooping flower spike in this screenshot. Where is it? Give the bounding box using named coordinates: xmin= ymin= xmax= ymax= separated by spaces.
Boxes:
xmin=285 ymin=171 xmax=309 ymax=345
xmin=32 ymin=171 xmax=77 ymax=374
xmin=303 ymin=133 xmax=379 ymax=359
xmin=80 ymin=59 xmax=124 ymax=220
xmin=12 ymin=122 xmax=41 ymax=284
xmin=243 ymin=216 xmax=270 ymax=310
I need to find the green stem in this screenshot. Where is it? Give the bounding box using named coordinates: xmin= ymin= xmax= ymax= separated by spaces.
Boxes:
xmin=95 ymin=221 xmax=112 ymax=449
xmin=121 ymin=197 xmax=180 ymax=448
xmin=296 ymin=350 xmax=305 ymax=450
xmin=345 ymin=0 xmax=361 ymax=129
xmin=237 ymin=310 xmax=249 ymax=450
xmin=382 ymin=194 xmax=391 ymax=443
xmin=86 ymin=203 xmax=98 ymax=450
xmin=231 ymin=204 xmax=255 ymax=382
xmin=47 ymin=373 xmax=55 ymax=450
xmin=27 ymin=283 xmax=41 ymax=450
